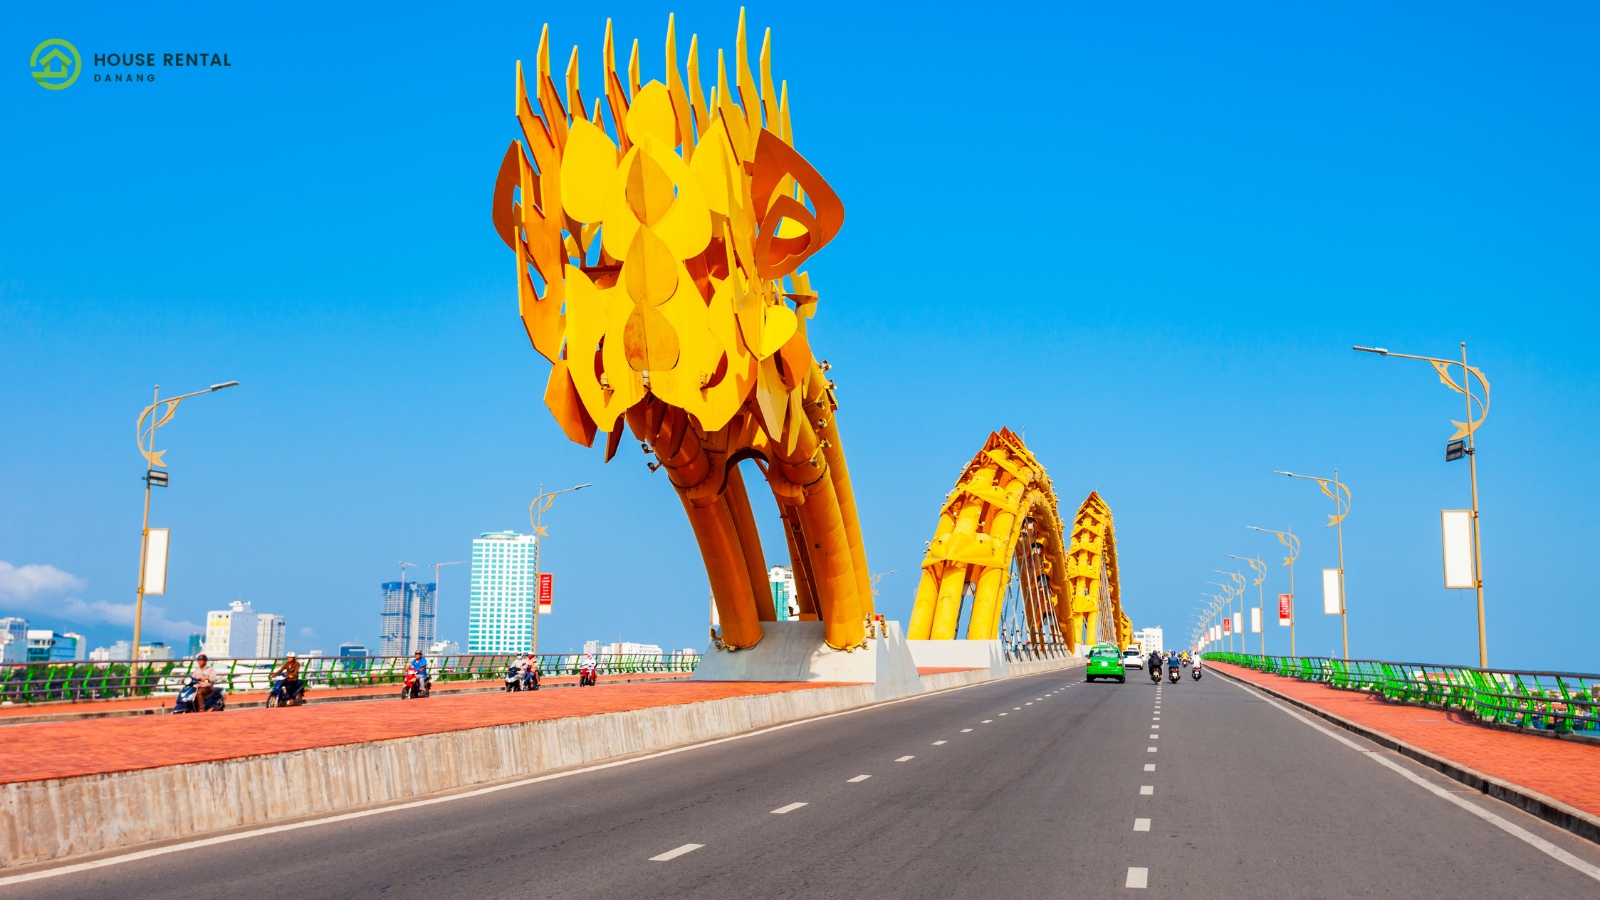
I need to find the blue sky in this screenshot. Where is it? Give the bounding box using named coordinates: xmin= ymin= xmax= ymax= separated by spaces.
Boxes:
xmin=2 ymin=2 xmax=1596 ymax=669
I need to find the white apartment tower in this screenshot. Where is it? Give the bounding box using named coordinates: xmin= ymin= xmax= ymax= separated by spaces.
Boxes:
xmin=769 ymin=566 xmax=798 ymax=620
xmin=205 ymin=601 xmax=258 ymax=658
xmin=255 ymin=613 xmax=286 ymax=658
xmin=469 ymin=531 xmax=539 ymax=654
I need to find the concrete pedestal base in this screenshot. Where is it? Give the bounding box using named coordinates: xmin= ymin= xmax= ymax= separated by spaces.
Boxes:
xmin=691 ymin=620 xmax=924 ymax=701
xmin=905 ymin=639 xmax=1008 ymax=678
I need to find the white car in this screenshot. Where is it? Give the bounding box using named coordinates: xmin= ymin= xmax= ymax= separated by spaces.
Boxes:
xmin=1123 ymin=649 xmax=1143 ymax=669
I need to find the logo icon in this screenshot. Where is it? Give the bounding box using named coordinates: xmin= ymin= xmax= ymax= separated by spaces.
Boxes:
xmin=31 ymin=39 xmax=81 ymax=90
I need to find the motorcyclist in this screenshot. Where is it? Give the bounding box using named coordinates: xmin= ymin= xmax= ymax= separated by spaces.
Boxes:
xmin=192 ymin=653 xmax=219 ymax=707
xmin=409 ymin=650 xmax=431 ymax=693
xmin=1146 ymin=650 xmax=1162 ymax=678
xmin=271 ymin=651 xmax=302 ymax=703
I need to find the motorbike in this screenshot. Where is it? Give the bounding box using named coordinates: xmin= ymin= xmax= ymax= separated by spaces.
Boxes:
xmin=1167 ymin=664 xmax=1180 ymax=683
xmin=579 ymin=664 xmax=598 ymax=687
xmin=522 ymin=665 xmax=541 ymax=691
xmin=401 ymin=667 xmax=431 ymax=699
xmin=265 ymin=673 xmax=307 ymax=707
xmin=1147 ymin=664 xmax=1162 ymax=684
xmin=172 ymin=676 xmax=226 ymax=714
xmin=1192 ymin=664 xmax=1203 ymax=681
xmin=504 ymin=664 xmax=523 ymax=692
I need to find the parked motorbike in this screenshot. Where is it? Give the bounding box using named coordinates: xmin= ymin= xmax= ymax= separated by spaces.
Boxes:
xmin=265 ymin=673 xmax=307 ymax=707
xmin=401 ymin=667 xmax=431 ymax=699
xmin=579 ymin=665 xmax=598 ymax=687
xmin=172 ymin=676 xmax=225 ymax=714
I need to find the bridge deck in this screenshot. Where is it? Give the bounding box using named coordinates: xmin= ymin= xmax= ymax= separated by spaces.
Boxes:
xmin=0 ymin=680 xmax=839 ymax=785
xmin=1212 ymin=661 xmax=1600 ymax=820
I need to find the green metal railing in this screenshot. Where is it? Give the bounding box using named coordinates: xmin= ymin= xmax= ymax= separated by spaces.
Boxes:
xmin=0 ymin=652 xmax=702 ymax=705
xmin=1204 ymin=652 xmax=1600 ymax=735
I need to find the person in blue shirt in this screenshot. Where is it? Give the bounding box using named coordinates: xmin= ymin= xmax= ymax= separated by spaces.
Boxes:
xmin=410 ymin=650 xmax=431 ymax=692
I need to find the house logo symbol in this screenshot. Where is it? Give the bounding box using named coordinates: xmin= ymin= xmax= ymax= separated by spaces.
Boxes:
xmin=31 ymin=38 xmax=81 ymax=90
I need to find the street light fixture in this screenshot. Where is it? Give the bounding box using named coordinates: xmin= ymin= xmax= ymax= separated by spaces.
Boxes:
xmin=1354 ymin=342 xmax=1491 ymax=667
xmin=131 ymin=380 xmax=239 ymax=667
xmin=1226 ymin=554 xmax=1268 ymax=655
xmin=1247 ymin=526 xmax=1301 ymax=656
xmin=1275 ymin=469 xmax=1352 ymax=659
xmin=526 ymin=483 xmax=592 ymax=656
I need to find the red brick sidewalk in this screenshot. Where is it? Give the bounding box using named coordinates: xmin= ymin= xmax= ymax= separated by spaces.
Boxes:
xmin=0 ymin=672 xmax=691 ymax=720
xmin=1212 ymin=661 xmax=1600 ymax=819
xmin=0 ymin=680 xmax=837 ymax=785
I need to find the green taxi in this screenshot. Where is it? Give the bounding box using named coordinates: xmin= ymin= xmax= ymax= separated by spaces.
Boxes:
xmin=1085 ymin=643 xmax=1126 ymax=683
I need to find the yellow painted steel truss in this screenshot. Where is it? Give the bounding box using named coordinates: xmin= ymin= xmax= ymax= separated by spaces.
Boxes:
xmin=493 ymin=13 xmax=871 ymax=652
xmin=907 ymin=431 xmax=1127 ymax=653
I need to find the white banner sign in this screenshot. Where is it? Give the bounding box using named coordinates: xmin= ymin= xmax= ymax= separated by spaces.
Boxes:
xmin=1442 ymin=510 xmax=1475 ymax=589
xmin=1322 ymin=568 xmax=1342 ymax=614
xmin=1251 ymin=607 xmax=1261 ymax=633
xmin=142 ymin=528 xmax=170 ymax=595
xmin=1232 ymin=612 xmax=1242 ymax=634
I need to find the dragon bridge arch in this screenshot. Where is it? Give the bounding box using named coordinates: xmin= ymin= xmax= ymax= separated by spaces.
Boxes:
xmin=908 ymin=431 xmax=1129 ymax=653
xmin=492 ymin=12 xmax=872 ymax=652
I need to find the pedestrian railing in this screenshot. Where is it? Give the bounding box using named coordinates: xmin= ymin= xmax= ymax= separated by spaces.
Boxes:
xmin=1204 ymin=652 xmax=1600 ymax=736
xmin=0 ymin=652 xmax=702 ymax=705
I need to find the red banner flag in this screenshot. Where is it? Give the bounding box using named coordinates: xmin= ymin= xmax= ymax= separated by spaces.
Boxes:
xmin=1278 ymin=593 xmax=1292 ymax=625
xmin=538 ymin=573 xmax=553 ymax=613
xmin=1223 ymin=616 xmax=1231 ymax=635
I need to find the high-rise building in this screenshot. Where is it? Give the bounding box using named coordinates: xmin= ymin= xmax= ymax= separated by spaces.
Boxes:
xmin=1133 ymin=627 xmax=1164 ymax=654
xmin=205 ymin=601 xmax=261 ymax=658
xmin=186 ymin=633 xmax=205 ymax=658
xmin=769 ymin=566 xmax=798 ymax=620
xmin=255 ymin=614 xmax=286 ymax=658
xmin=468 ymin=531 xmax=538 ymax=654
xmin=380 ymin=582 xmax=436 ymax=657
xmin=0 ymin=618 xmax=27 ymax=663
xmin=107 ymin=640 xmax=132 ymax=660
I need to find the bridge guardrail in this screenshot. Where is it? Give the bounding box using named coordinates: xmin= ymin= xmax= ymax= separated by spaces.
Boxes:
xmin=0 ymin=652 xmax=702 ymax=705
xmin=1204 ymin=652 xmax=1600 ymax=736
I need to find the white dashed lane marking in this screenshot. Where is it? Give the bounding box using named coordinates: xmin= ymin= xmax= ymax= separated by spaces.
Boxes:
xmin=961 ymin=728 xmax=972 ymax=733
xmin=1126 ymin=867 xmax=1149 ymax=889
xmin=650 ymin=844 xmax=704 ymax=862
xmin=771 ymin=802 xmax=808 ymax=815
xmin=1147 ymin=747 xmax=1157 ymax=753
xmin=848 ymin=775 xmax=870 ymax=783
xmin=1140 ymin=785 xmax=1153 ymax=795
xmin=932 ymin=740 xmax=947 ymax=746
xmin=896 ymin=755 xmax=915 ymax=762
xmin=982 ymin=719 xmax=993 ymax=724
xmin=1134 ymin=818 xmax=1151 ymax=832
xmin=1144 ymin=764 xmax=1155 ymax=771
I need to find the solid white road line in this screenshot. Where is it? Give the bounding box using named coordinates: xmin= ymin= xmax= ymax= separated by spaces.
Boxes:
xmin=770 ymin=802 xmax=808 ymax=815
xmin=1140 ymin=785 xmax=1153 ymax=795
xmin=1222 ymin=677 xmax=1600 ymax=884
xmin=932 ymin=740 xmax=947 ymax=745
xmin=651 ymin=843 xmax=704 ymax=861
xmin=1126 ymin=866 xmax=1149 ymax=888
xmin=896 ymin=755 xmax=915 ymax=762
xmin=1144 ymin=764 xmax=1156 ymax=772
xmin=848 ymin=775 xmax=871 ymax=783
xmin=1134 ymin=818 xmax=1151 ymax=832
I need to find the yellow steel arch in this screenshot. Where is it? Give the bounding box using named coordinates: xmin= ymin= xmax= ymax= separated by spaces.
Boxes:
xmin=907 ymin=429 xmax=1072 ymax=649
xmin=1064 ymin=491 xmax=1131 ymax=651
xmin=908 ymin=434 xmax=1130 ymax=653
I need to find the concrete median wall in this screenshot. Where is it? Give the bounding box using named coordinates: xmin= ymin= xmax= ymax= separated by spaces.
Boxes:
xmin=2 ymin=656 xmax=1084 ymax=869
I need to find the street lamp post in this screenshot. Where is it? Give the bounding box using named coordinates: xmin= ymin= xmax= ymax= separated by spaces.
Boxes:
xmin=1248 ymin=526 xmax=1301 ymax=656
xmin=399 ymin=562 xmax=420 ymax=655
xmin=131 ymin=380 xmax=239 ymax=670
xmin=429 ymin=561 xmax=465 ymax=652
xmin=1227 ymin=554 xmax=1268 ymax=655
xmin=1212 ymin=570 xmax=1244 ymax=652
xmin=527 ymin=483 xmax=591 ymax=656
xmin=1275 ymin=469 xmax=1352 ymax=659
xmin=1354 ymin=343 xmax=1491 ymax=666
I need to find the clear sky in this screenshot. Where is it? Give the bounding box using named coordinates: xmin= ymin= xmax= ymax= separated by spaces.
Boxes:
xmin=3 ymin=2 xmax=1596 ymax=670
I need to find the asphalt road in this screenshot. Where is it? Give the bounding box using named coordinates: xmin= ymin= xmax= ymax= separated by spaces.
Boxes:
xmin=9 ymin=665 xmax=1600 ymax=898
